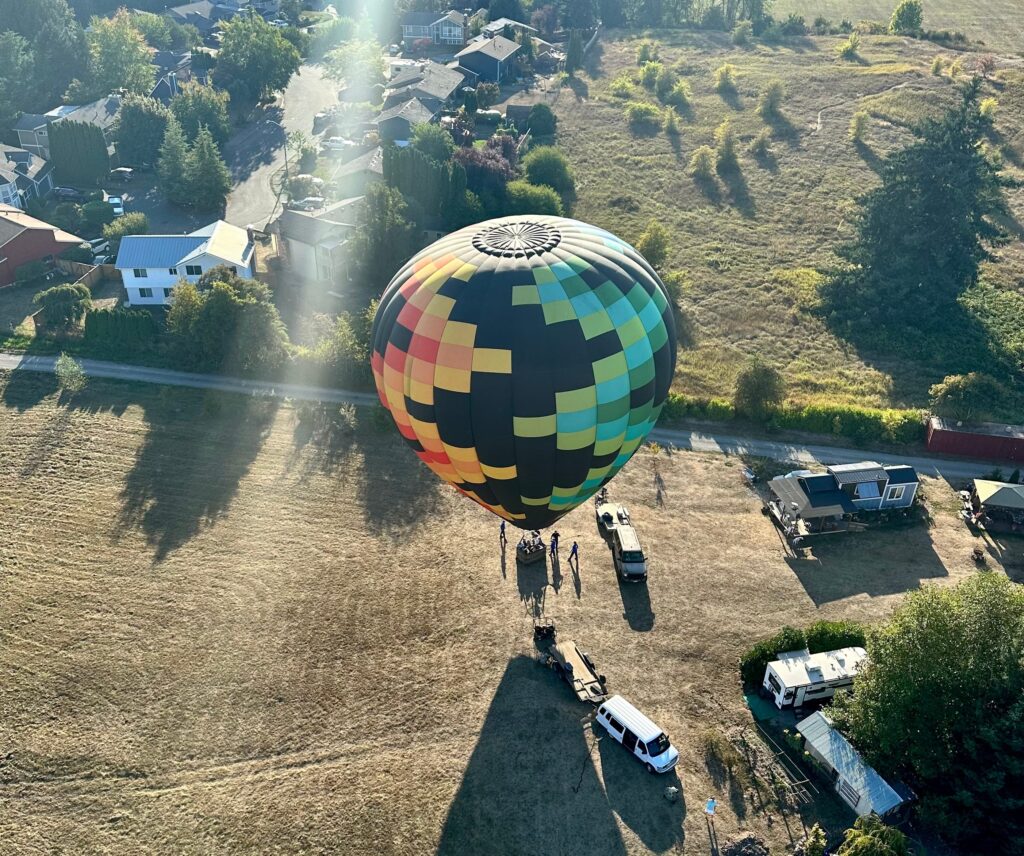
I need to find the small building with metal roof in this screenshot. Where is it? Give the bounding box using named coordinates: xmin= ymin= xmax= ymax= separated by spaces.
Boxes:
xmin=796 ymin=711 xmax=914 ymax=820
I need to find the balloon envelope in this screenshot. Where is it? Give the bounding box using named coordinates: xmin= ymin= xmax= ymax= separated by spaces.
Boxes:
xmin=371 ymin=216 xmax=677 ymax=530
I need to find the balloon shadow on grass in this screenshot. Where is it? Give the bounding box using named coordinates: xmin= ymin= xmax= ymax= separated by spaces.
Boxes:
xmin=437 ymin=656 xmax=627 ymax=856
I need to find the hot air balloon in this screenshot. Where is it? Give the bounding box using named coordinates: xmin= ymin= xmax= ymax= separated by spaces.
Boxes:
xmin=371 ymin=216 xmax=677 ymax=530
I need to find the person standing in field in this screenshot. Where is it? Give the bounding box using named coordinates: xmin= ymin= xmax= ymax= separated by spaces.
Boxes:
xmin=704 ymin=796 xmax=717 ymax=826
xmin=569 ymin=541 xmax=579 ymax=564
xmin=500 ymin=520 xmax=506 ymax=544
xmin=550 ymin=531 xmax=559 ymax=557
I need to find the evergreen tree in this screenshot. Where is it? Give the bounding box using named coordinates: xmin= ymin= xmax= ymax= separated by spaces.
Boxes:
xmin=171 ymin=82 xmax=231 ymax=147
xmin=185 ymin=126 xmax=232 ymax=211
xmin=49 ymin=119 xmax=109 ymax=186
xmin=157 ymin=115 xmax=190 ymax=205
xmin=116 ymin=95 xmax=170 ymax=166
xmin=0 ymin=32 xmax=32 ymax=133
xmin=348 ymin=183 xmax=421 ymax=290
xmin=826 ymin=81 xmax=1009 ymax=327
xmin=565 ymin=29 xmax=584 ymax=74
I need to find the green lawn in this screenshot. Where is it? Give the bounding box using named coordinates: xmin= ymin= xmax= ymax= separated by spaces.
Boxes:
xmin=774 ymin=0 xmax=1024 ymax=55
xmin=555 ymin=30 xmax=1024 ymax=411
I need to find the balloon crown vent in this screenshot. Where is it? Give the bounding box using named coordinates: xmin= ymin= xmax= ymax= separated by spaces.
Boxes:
xmin=473 ymin=221 xmax=561 ymax=257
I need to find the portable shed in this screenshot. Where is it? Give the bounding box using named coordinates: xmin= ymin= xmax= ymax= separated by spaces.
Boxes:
xmin=797 ymin=711 xmax=914 ymax=820
xmin=763 ymin=647 xmax=867 ymax=710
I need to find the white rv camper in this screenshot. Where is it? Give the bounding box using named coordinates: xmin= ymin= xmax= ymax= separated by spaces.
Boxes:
xmin=762 ymin=647 xmax=868 ymax=710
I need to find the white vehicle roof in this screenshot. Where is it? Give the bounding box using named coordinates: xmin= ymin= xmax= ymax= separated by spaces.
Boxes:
xmin=767 ymin=647 xmax=867 ymax=688
xmin=614 ymin=524 xmax=643 ymax=553
xmin=600 ymin=695 xmax=664 ymax=742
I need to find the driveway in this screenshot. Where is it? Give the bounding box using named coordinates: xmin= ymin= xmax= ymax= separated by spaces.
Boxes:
xmin=224 ymin=62 xmax=339 ymax=229
xmin=0 ymin=352 xmax=1002 ymax=483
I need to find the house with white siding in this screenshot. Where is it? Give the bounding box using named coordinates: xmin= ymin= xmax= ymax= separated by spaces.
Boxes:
xmin=115 ymin=221 xmax=254 ymax=307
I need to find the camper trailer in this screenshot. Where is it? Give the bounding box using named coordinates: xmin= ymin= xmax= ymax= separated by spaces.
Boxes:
xmin=763 ymin=647 xmax=868 ymax=710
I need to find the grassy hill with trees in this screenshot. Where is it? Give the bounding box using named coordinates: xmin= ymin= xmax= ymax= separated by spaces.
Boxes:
xmin=554 ymin=23 xmax=1024 ymax=420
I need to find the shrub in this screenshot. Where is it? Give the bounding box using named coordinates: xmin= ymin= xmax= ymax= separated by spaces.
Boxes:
xmin=476 ymin=81 xmax=500 ymax=108
xmin=733 ymin=357 xmax=784 ymax=421
xmin=664 ymin=80 xmax=692 ymax=110
xmin=526 ymin=103 xmax=557 ymax=137
xmin=889 ymin=0 xmax=923 ymax=35
xmin=980 ymin=97 xmax=998 ymax=119
xmin=773 ymin=403 xmax=926 ymax=445
xmin=750 ymin=128 xmax=772 ymax=157
xmin=714 ymin=120 xmax=739 ymax=172
xmin=929 ymin=372 xmax=1007 ymax=422
xmin=84 ymin=308 xmax=159 ymax=345
xmin=636 ymin=40 xmax=659 ymax=65
xmin=758 ymin=79 xmax=785 ymax=118
xmin=15 ymin=260 xmax=48 ymax=283
xmin=976 ymin=54 xmax=997 ymax=80
xmin=813 ymin=17 xmax=832 ymax=35
xmin=624 ymin=101 xmax=661 ymax=129
xmin=804 ymin=824 xmax=828 ymax=856
xmin=52 ymin=202 xmax=83 ymax=233
xmin=688 ymin=145 xmax=716 ymax=180
xmin=732 ymin=21 xmax=753 ymax=46
xmin=849 ymin=110 xmax=870 ymax=141
xmin=663 ymin=107 xmax=680 ymax=135
xmin=609 ymin=72 xmax=635 ymax=98
xmin=781 ymin=14 xmax=807 ymax=36
xmin=636 ymin=220 xmax=669 ymax=270
xmin=102 ymin=212 xmax=149 ymax=253
xmin=655 ymin=66 xmax=677 ymax=100
xmin=504 ymin=180 xmax=563 ymax=216
xmin=714 ymin=63 xmax=737 ymax=94
xmin=639 ymin=61 xmax=662 ymax=90
xmin=739 ymin=621 xmax=866 ymax=688
xmin=54 ymin=352 xmax=86 ymax=393
xmin=949 ymin=57 xmax=964 ymax=78
xmin=837 ymin=31 xmax=861 ymax=60
xmin=82 ymin=199 xmax=117 ymax=228
xmin=931 ymin=55 xmax=947 ymax=75
xmin=522 ymin=147 xmax=574 ymax=196
xmin=61 ymin=244 xmax=95 ymax=264
xmin=34 ymin=282 xmax=92 ymax=329
xmin=661 ymin=392 xmax=735 ymax=422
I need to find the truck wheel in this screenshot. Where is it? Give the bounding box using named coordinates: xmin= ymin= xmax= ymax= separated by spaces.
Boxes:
xmin=645 ymin=763 xmax=656 ymax=774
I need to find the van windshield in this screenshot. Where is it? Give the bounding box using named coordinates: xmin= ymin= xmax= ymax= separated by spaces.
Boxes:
xmin=647 ymin=734 xmax=671 ymax=756
xmin=622 ymin=550 xmax=645 ymax=563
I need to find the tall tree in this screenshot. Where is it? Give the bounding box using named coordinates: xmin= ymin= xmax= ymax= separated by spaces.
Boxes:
xmin=185 ymin=126 xmax=232 ymax=211
xmin=215 ymin=13 xmax=301 ymax=102
xmin=0 ymin=32 xmax=33 ymax=133
xmin=116 ymin=95 xmax=170 ymax=165
xmin=71 ymin=9 xmax=156 ymax=100
xmin=49 ymin=120 xmax=109 ymax=186
xmin=170 ymin=82 xmax=231 ymax=147
xmin=832 ymin=573 xmax=1024 ymax=853
xmin=561 ymin=0 xmax=597 ymax=29
xmin=0 ymin=0 xmax=89 ymax=109
xmin=826 ymin=81 xmax=1009 ymax=327
xmin=565 ymin=29 xmax=584 ymax=73
xmin=488 ymin=0 xmax=525 ymax=20
xmin=157 ymin=115 xmax=190 ymax=204
xmin=348 ymin=184 xmax=421 ymax=290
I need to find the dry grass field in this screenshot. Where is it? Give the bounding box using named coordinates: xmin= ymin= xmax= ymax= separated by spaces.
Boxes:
xmin=1 ymin=372 xmax=1017 ymax=855
xmin=553 ymin=30 xmax=1024 ymax=409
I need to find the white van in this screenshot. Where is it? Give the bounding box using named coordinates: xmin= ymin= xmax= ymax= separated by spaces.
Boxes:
xmin=596 ymin=695 xmax=678 ymax=774
xmin=611 ymin=521 xmax=648 ymax=581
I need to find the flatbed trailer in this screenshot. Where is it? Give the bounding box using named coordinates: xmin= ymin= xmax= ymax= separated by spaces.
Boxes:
xmin=547 ymin=640 xmax=608 ymax=704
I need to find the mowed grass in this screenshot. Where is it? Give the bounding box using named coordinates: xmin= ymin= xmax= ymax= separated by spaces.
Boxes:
xmin=774 ymin=0 xmax=1024 ymax=55
xmin=555 ymin=31 xmax=1024 ymax=408
xmin=0 ymin=373 xmax=1014 ymax=854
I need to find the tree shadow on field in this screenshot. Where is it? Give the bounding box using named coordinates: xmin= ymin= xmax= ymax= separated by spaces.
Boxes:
xmin=584 ymin=40 xmax=604 ymax=78
xmin=437 ymin=656 xmax=628 ymax=856
xmin=853 ymin=139 xmax=883 ymax=174
xmin=1 ymin=368 xmax=59 ymax=412
xmin=786 ymin=524 xmax=948 ymax=606
xmin=567 ymin=75 xmax=589 ymax=101
xmin=115 ymin=390 xmax=279 ymax=562
xmin=718 ymin=88 xmax=743 ymax=112
xmin=765 ymin=112 xmax=800 ymax=147
xmin=720 ymin=167 xmax=755 ymax=218
xmin=597 ymin=725 xmax=686 ymax=852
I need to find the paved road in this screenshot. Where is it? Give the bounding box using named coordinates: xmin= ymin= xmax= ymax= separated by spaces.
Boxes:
xmin=224 ymin=63 xmax=339 ymax=229
xmin=0 ymin=353 xmax=996 ymax=482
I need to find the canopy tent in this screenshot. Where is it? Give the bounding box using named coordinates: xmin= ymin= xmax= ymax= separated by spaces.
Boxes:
xmin=974 ymin=479 xmax=1024 ymax=510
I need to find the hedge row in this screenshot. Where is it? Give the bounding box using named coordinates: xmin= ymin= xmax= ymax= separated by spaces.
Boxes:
xmin=739 ymin=620 xmax=868 ymax=689
xmin=84 ymin=309 xmax=158 ymax=344
xmin=661 ymin=392 xmax=926 ymax=446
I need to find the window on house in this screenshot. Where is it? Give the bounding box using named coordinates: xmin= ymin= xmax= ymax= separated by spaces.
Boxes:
xmin=133 ymin=268 xmax=148 ymax=278
xmin=139 ymin=287 xmax=153 ymax=298
xmin=163 ymin=288 xmax=173 ymax=298
xmin=229 ymin=266 xmax=237 ymax=274
xmin=887 ymin=485 xmax=905 ymax=502
xmin=855 ymin=481 xmax=880 ymax=500
xmin=169 ymin=267 xmax=177 ymax=275
xmin=185 ymin=265 xmax=202 ymax=276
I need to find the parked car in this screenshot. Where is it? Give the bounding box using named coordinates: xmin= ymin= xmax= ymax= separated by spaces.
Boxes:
xmin=88 ymin=238 xmax=110 ymax=258
xmin=323 ymin=137 xmax=357 ymax=152
xmin=293 ymin=174 xmax=325 ymax=190
xmin=109 ymin=167 xmax=134 ymax=183
xmin=53 ymin=186 xmax=85 ymax=202
xmin=287 ymin=197 xmax=326 ymax=212
xmin=269 ymin=19 xmax=289 ymax=28
xmin=104 ymin=195 xmax=125 ymax=216
xmin=596 ymin=696 xmax=679 ymax=774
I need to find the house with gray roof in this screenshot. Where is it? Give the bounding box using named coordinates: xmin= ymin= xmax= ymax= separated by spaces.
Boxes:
xmin=482 ymin=17 xmax=536 ymax=38
xmin=334 ymin=146 xmax=384 ymax=197
xmin=0 ymin=145 xmax=55 ymax=207
xmin=401 ymin=10 xmax=471 ymax=47
xmin=375 ymin=99 xmax=439 ymax=142
xmin=273 ymin=196 xmax=363 ymax=285
xmin=456 ymin=36 xmax=522 ymax=81
xmin=12 ymin=97 xmax=122 ymax=161
xmin=383 ymin=61 xmax=466 ymax=112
